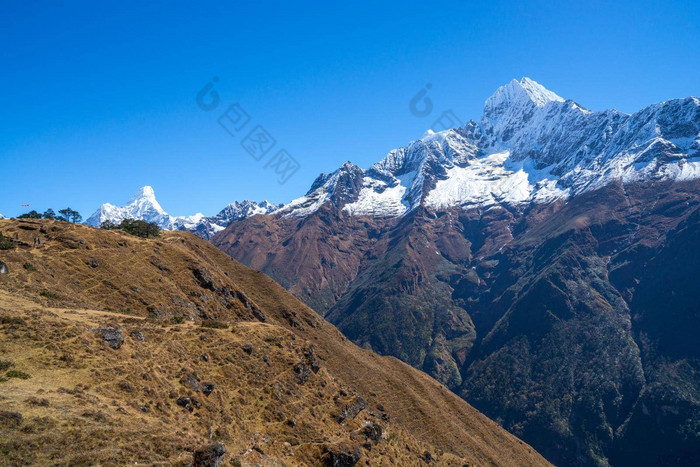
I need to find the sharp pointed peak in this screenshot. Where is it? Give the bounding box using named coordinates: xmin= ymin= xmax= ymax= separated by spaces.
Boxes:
xmin=130 ymin=185 xmax=157 ymax=202
xmin=339 ymin=161 xmax=363 ymax=172
xmin=485 ymin=77 xmax=565 ymax=114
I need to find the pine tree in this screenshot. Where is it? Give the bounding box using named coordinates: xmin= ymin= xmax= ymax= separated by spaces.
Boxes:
xmin=58 ymin=208 xmax=82 ymax=223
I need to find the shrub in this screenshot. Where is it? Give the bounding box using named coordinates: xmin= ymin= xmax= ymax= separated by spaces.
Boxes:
xmin=0 ymin=316 xmax=24 ymax=325
xmin=171 ymin=316 xmax=185 ymax=324
xmin=263 ymin=336 xmax=282 ymax=345
xmin=0 ymin=361 xmax=13 ymax=372
xmin=39 ymin=290 xmax=60 ymax=299
xmin=0 ymin=235 xmax=15 ymax=250
xmin=201 ymin=319 xmax=228 ymax=329
xmin=23 ymin=262 xmax=36 ymax=271
xmin=6 ymin=370 xmax=31 ymax=380
xmin=25 ymin=397 xmax=50 ymax=406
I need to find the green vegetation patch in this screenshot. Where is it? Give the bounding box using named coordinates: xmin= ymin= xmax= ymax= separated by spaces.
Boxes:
xmin=6 ymin=370 xmax=31 ymax=380
xmin=39 ymin=290 xmax=60 ymax=299
xmin=200 ymin=319 xmax=228 ymax=329
xmin=0 ymin=234 xmax=16 ymax=250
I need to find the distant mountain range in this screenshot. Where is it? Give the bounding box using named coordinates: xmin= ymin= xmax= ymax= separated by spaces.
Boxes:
xmin=85 ymin=186 xmax=280 ymax=239
xmin=86 ymin=78 xmax=700 ymax=232
xmin=274 ymin=77 xmax=699 ymax=219
xmin=213 ymin=78 xmax=700 ymax=466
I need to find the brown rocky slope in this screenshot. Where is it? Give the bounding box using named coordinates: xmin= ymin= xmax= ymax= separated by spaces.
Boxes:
xmin=213 ymin=179 xmax=700 ymax=466
xmin=0 ymin=219 xmax=549 ymax=466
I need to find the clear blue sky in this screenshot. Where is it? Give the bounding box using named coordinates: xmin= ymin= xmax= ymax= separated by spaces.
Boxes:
xmin=1 ymin=0 xmax=698 ymax=218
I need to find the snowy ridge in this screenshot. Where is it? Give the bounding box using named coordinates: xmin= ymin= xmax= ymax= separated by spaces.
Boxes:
xmin=280 ymin=78 xmax=700 ymax=217
xmin=83 ymin=79 xmax=700 ymax=226
xmin=86 ymin=186 xmax=280 ymax=239
xmin=277 ymin=162 xmax=365 ymax=216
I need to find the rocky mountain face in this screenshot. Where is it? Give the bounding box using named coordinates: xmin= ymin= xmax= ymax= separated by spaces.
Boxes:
xmin=85 ymin=186 xmax=279 ymax=239
xmin=213 ymin=79 xmax=700 ymax=466
xmin=0 ymin=218 xmax=549 ymax=466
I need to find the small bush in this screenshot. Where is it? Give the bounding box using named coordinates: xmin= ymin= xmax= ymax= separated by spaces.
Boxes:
xmin=23 ymin=262 xmax=36 ymax=271
xmin=263 ymin=336 xmax=282 ymax=345
xmin=6 ymin=370 xmax=31 ymax=380
xmin=25 ymin=397 xmax=50 ymax=406
xmin=0 ymin=360 xmax=14 ymax=371
xmin=0 ymin=316 xmax=24 ymax=325
xmin=0 ymin=235 xmax=15 ymax=250
xmin=39 ymin=290 xmax=60 ymax=299
xmin=171 ymin=316 xmax=185 ymax=324
xmin=201 ymin=319 xmax=228 ymax=329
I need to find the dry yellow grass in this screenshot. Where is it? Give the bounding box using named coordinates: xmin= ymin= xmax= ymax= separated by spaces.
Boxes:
xmin=0 ymin=219 xmax=550 ymax=466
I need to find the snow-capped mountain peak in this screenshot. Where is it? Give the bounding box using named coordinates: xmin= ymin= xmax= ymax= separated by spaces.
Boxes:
xmin=85 ymin=80 xmax=700 ymax=229
xmin=86 ymin=187 xmax=280 ymax=239
xmin=278 ymin=78 xmax=700 ymax=218
xmin=85 ymin=186 xmax=170 ymax=229
xmin=518 ymin=77 xmax=563 ymax=105
xmin=128 ymin=185 xmax=159 ymax=205
xmin=486 ymin=77 xmax=564 ymax=111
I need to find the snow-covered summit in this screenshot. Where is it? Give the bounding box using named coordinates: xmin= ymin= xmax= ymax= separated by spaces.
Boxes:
xmin=86 ymin=186 xmax=280 ymax=239
xmin=279 ymin=78 xmax=700 ymax=218
xmin=278 ymin=162 xmax=365 ymax=217
xmin=484 ymin=77 xmax=565 ymax=114
xmin=84 ymin=80 xmax=700 ymax=226
xmin=86 ymin=186 xmax=171 ymax=229
xmin=128 ymin=186 xmax=159 ymax=205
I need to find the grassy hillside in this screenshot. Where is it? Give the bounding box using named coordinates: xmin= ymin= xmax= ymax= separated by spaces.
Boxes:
xmin=0 ymin=219 xmax=549 ymax=466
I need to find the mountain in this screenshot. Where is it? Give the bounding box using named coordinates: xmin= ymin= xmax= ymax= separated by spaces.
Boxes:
xmin=213 ymin=78 xmax=700 ymax=466
xmin=85 ymin=186 xmax=280 ymax=239
xmin=277 ymin=78 xmax=699 ymax=219
xmin=85 ymin=186 xmax=172 ymax=228
xmin=170 ymin=200 xmax=281 ymax=240
xmin=0 ymin=218 xmax=549 ymax=466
